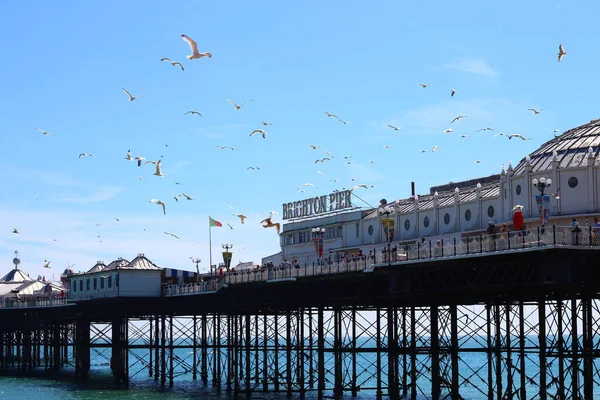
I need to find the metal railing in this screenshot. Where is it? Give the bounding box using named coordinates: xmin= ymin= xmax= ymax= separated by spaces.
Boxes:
xmin=0 ymin=296 xmax=69 ymax=309
xmin=162 ymin=225 xmax=599 ymax=296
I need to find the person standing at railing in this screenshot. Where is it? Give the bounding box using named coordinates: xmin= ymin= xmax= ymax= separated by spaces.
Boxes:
xmin=570 ymin=218 xmax=581 ymax=245
xmin=593 ymin=218 xmax=600 ymax=245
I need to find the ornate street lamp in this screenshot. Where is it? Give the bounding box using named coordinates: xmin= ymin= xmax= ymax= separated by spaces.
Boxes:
xmin=311 ymin=227 xmax=326 ymax=262
xmin=379 ymin=205 xmax=395 ymax=265
xmin=532 ymin=177 xmax=552 ymax=231
xmin=221 ymin=244 xmax=233 ymax=272
xmin=191 ymin=257 xmax=201 ymax=282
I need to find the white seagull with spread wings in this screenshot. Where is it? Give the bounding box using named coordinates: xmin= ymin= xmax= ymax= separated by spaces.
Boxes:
xmin=149 ymin=199 xmax=167 ymax=215
xmin=181 ymin=34 xmax=212 ymax=60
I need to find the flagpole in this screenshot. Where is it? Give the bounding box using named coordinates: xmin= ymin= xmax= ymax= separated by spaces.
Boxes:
xmin=209 ymin=217 xmax=213 ymax=278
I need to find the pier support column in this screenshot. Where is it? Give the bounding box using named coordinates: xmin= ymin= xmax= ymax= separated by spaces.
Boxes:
xmin=387 ymin=305 xmax=399 ymax=400
xmin=111 ymin=317 xmax=128 ymax=387
xmin=75 ymin=318 xmax=90 ymax=381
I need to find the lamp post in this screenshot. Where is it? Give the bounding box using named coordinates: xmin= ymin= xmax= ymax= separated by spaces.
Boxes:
xmin=532 ymin=177 xmax=552 ymax=233
xmin=379 ymin=205 xmax=395 ymax=265
xmin=311 ymin=227 xmax=326 ymax=264
xmin=221 ymin=243 xmax=233 ymax=272
xmin=191 ymin=257 xmax=201 ymax=282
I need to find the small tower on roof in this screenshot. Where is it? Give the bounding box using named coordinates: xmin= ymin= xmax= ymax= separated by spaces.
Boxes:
xmin=12 ymin=250 xmax=20 ymax=270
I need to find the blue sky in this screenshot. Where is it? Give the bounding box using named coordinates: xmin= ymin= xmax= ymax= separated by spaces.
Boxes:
xmin=0 ymin=0 xmax=598 ymax=279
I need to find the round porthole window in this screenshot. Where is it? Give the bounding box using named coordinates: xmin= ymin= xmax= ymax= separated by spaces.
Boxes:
xmin=444 ymin=213 xmax=450 ymax=225
xmin=423 ymin=216 xmax=430 ymax=228
xmin=465 ymin=209 xmax=472 ymax=222
xmin=368 ymin=225 xmax=374 ymax=235
xmin=487 ymin=206 xmax=495 ymax=218
xmin=568 ymin=176 xmax=578 ymax=188
xmin=516 ymin=185 xmax=522 ymax=195
xmin=404 ymin=219 xmax=410 ymax=231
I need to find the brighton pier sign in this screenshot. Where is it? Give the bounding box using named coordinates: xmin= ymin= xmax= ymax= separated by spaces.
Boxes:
xmin=282 ymin=190 xmax=353 ymax=220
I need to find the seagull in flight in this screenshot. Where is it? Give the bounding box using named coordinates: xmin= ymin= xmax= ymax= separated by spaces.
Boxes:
xmin=476 ymin=127 xmax=494 ymax=132
xmin=227 ymin=98 xmax=253 ymax=110
xmin=528 ymin=108 xmax=543 ymax=114
xmin=301 ymin=183 xmax=318 ymax=188
xmin=125 ymin=150 xmax=133 ymax=160
xmin=153 ymin=160 xmax=163 ymax=176
xmin=236 ymin=214 xmax=247 ymax=224
xmin=247 ymin=166 xmax=260 ymax=170
xmin=43 ymin=260 xmax=51 ymax=269
xmin=181 ymin=34 xmax=212 ymax=60
xmin=443 ymin=128 xmax=453 ymax=133
xmin=185 ymin=110 xmax=202 ymax=116
xmin=79 ymin=152 xmax=93 ymax=158
xmin=388 ymin=125 xmax=401 ymax=131
xmin=494 ymin=132 xmax=506 ymax=137
xmin=459 ymin=135 xmax=469 ymax=138
xmin=557 ymin=44 xmax=567 ymax=62
xmin=181 ymin=193 xmax=194 ymax=200
xmin=511 ymin=205 xmax=525 ymax=212
xmin=160 ymin=57 xmax=184 ymax=70
xmin=35 ymin=128 xmax=55 ymax=136
xmin=450 ymin=115 xmax=467 ymax=124
xmin=507 ymin=134 xmax=532 ymax=140
xmin=149 ymin=199 xmax=167 ymax=215
xmin=309 ymin=144 xmax=320 ymax=150
xmin=383 ymin=145 xmax=392 ymax=149
xmin=324 ymin=150 xmax=334 ymax=158
xmin=260 ymin=217 xmax=280 ymax=234
xmin=121 ymin=87 xmax=140 ymax=102
xmin=227 ymin=223 xmax=234 ymax=229
xmin=432 ymin=145 xmax=439 ymax=152
xmin=323 ymin=112 xmax=349 ymax=124
xmin=164 ymin=232 xmax=180 ymax=239
xmin=250 ymin=129 xmax=267 ymax=139
xmin=417 ymin=83 xmax=433 ymax=88
xmin=315 ymin=157 xmax=330 ymax=164
xmin=550 ymin=188 xmax=561 ymax=199
xmin=261 ymin=121 xmax=272 ymax=126
xmin=12 ymin=228 xmax=19 ymax=234
xmin=135 ymin=156 xmax=145 ymax=167
xmin=451 ymin=88 xmax=457 ymax=97
xmin=474 ymin=160 xmax=482 ymax=163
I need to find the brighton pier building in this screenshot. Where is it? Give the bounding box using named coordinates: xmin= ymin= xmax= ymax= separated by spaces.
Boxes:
xmin=271 ymin=118 xmax=600 ymax=265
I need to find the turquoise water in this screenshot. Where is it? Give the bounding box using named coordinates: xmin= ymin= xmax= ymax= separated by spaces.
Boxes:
xmin=0 ymin=336 xmax=598 ymax=399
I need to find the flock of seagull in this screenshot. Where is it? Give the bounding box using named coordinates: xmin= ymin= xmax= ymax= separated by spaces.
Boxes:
xmin=16 ymin=36 xmax=569 ymax=270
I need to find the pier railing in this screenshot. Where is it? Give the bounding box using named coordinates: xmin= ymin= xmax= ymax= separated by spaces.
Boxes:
xmin=163 ymin=225 xmax=600 ymax=296
xmin=0 ymin=296 xmax=69 ymax=309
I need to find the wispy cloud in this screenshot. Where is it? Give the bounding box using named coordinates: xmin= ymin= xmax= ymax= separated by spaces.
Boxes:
xmin=439 ymin=58 xmax=496 ymax=76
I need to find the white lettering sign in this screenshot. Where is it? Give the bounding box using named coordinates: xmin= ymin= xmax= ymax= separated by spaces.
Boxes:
xmin=282 ymin=190 xmax=353 ymax=220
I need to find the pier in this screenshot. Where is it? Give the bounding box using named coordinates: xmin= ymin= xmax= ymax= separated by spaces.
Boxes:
xmin=0 ymin=225 xmax=599 ymax=399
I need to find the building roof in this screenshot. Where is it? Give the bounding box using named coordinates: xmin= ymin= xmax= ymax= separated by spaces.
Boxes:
xmin=87 ymin=261 xmax=106 ymax=273
xmin=0 ymin=268 xmax=33 ymax=283
xmin=112 ymin=254 xmax=161 ymax=270
xmin=513 ymin=117 xmax=600 ymax=174
xmin=363 ymin=179 xmax=501 ymax=219
xmin=104 ymin=258 xmax=130 ymax=270
xmin=0 ymin=280 xmax=44 ymax=297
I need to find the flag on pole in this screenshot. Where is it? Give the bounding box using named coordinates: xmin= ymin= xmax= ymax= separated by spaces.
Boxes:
xmin=209 ymin=216 xmax=223 ymax=228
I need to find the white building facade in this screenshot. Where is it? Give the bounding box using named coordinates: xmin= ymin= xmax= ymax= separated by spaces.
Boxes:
xmin=275 ymin=118 xmax=600 ymax=264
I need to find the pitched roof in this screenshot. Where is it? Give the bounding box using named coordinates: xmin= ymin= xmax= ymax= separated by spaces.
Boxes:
xmin=0 ymin=268 xmax=33 ymax=283
xmin=87 ymin=261 xmax=106 ymax=273
xmin=117 ymin=254 xmax=161 ymax=270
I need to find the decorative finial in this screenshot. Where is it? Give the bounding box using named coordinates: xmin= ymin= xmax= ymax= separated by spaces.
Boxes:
xmin=434 ymin=191 xmax=438 ymax=196
xmin=589 ymin=146 xmax=594 ymax=155
xmin=476 ymin=182 xmax=482 ymax=189
xmin=526 ymin=155 xmax=531 ymax=162
xmin=454 ymin=187 xmax=459 ymax=193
